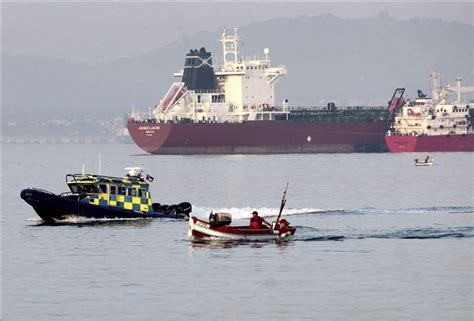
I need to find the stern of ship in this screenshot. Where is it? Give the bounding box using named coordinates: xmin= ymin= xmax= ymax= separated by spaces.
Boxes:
xmin=385 ymin=135 xmax=417 ymax=152
xmin=127 ymin=120 xmax=172 ymax=154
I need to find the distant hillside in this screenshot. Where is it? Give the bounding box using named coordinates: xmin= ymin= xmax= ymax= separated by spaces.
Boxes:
xmin=3 ymin=14 xmax=473 ymax=122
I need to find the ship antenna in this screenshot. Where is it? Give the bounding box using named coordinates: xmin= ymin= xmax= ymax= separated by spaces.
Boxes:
xmin=82 ymin=163 xmax=85 ymax=175
xmin=221 ymin=27 xmax=239 ymax=66
xmin=98 ymin=153 xmax=101 ymax=175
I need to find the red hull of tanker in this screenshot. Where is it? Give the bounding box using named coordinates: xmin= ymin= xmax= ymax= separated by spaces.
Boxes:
xmin=385 ymin=134 xmax=474 ymax=152
xmin=128 ymin=120 xmax=388 ymax=154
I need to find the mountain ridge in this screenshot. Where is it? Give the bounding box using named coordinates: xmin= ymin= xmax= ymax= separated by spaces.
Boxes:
xmin=3 ymin=14 xmax=473 ymax=122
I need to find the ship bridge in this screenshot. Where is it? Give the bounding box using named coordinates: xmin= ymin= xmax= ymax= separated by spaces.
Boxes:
xmin=150 ymin=28 xmax=288 ymax=123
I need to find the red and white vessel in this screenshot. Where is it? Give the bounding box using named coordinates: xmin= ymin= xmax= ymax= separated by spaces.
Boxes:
xmin=128 ymin=28 xmax=390 ymax=154
xmin=188 ymin=213 xmax=296 ymax=241
xmin=385 ymin=72 xmax=474 ymax=152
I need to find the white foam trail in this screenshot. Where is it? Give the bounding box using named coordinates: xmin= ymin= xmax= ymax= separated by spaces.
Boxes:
xmin=27 ymin=216 xmax=145 ymax=224
xmin=27 ymin=217 xmax=45 ymax=224
xmin=192 ymin=206 xmax=323 ymax=220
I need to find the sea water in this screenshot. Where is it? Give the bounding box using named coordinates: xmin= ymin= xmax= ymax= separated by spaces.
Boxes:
xmin=2 ymin=144 xmax=473 ymax=321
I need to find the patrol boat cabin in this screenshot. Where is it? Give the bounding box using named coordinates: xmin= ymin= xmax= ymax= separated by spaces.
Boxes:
xmin=66 ymin=168 xmax=153 ymax=213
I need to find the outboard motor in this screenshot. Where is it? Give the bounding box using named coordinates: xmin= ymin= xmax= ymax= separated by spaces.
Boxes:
xmin=167 ymin=205 xmax=179 ymax=215
xmin=152 ymin=203 xmax=161 ymax=212
xmin=209 ymin=212 xmax=232 ymax=228
xmin=178 ymin=202 xmax=192 ymax=217
xmin=158 ymin=204 xmax=169 ymax=213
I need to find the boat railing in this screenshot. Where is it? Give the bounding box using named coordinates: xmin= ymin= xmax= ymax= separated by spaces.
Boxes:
xmin=31 ymin=187 xmax=56 ymax=195
xmin=59 ymin=191 xmax=76 ymax=197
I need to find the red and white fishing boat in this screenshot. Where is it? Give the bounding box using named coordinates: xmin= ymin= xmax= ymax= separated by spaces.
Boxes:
xmin=188 ymin=184 xmax=296 ymax=241
xmin=188 ymin=213 xmax=296 ymax=241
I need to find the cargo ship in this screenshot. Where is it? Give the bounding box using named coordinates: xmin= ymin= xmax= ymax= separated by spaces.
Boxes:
xmin=385 ymin=72 xmax=474 ymax=152
xmin=128 ymin=29 xmax=390 ymax=154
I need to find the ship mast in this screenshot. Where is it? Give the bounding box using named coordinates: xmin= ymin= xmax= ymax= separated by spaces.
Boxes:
xmin=431 ymin=72 xmax=474 ymax=104
xmin=449 ymin=78 xmax=474 ymax=105
xmin=221 ymin=28 xmax=239 ymax=66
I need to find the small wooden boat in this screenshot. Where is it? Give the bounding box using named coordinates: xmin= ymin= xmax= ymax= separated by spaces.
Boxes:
xmin=20 ymin=168 xmax=191 ymax=223
xmin=414 ymin=157 xmax=434 ymax=166
xmin=188 ymin=184 xmax=295 ymax=241
xmin=415 ymin=161 xmax=433 ymax=167
xmin=188 ymin=214 xmax=296 ymax=241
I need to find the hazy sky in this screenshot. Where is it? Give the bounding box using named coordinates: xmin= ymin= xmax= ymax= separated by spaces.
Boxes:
xmin=3 ymin=2 xmax=473 ymax=63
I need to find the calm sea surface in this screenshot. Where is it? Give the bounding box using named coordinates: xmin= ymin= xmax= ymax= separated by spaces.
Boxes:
xmin=2 ymin=144 xmax=474 ymax=321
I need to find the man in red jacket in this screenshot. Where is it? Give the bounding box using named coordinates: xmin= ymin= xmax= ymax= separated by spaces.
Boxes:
xmin=249 ymin=211 xmax=271 ymax=229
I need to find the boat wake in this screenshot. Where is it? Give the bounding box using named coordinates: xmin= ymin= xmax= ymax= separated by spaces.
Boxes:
xmin=295 ymin=226 xmax=474 ymax=241
xmin=347 ymin=206 xmax=474 ymax=215
xmin=27 ymin=216 xmax=153 ymax=227
xmin=192 ymin=206 xmax=332 ymax=219
xmin=192 ymin=205 xmax=474 ymax=219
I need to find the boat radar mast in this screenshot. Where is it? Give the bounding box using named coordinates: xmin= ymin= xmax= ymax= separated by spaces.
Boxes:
xmin=430 ymin=72 xmax=474 ymax=104
xmin=221 ymin=28 xmax=239 ymax=65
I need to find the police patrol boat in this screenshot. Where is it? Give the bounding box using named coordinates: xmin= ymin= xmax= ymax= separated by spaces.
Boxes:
xmin=20 ymin=167 xmax=192 ymax=223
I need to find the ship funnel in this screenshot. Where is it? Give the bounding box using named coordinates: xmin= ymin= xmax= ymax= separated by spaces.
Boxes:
xmin=181 ymin=47 xmax=216 ymax=90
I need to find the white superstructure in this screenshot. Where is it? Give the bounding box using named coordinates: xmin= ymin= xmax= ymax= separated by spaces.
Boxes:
xmin=388 ymin=72 xmax=473 ymax=137
xmin=151 ymin=29 xmax=288 ymax=123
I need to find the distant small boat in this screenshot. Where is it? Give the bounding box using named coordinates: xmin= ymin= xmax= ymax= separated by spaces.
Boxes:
xmin=415 ymin=161 xmax=433 ymax=166
xmin=414 ymin=157 xmax=434 ymax=166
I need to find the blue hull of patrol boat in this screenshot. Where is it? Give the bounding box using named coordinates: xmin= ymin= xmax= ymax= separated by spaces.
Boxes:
xmin=20 ymin=188 xmax=188 ymax=223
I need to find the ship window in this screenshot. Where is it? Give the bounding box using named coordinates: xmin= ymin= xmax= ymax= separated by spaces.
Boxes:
xmin=128 ymin=188 xmax=138 ymax=197
xmin=118 ymin=186 xmax=126 ymax=195
xmin=138 ymin=189 xmax=146 ymax=197
xmin=110 ymin=186 xmax=117 ymax=195
xmin=69 ymin=184 xmax=79 ymax=194
xmin=99 ymin=184 xmax=107 ymax=193
xmin=80 ymin=184 xmax=98 ymax=194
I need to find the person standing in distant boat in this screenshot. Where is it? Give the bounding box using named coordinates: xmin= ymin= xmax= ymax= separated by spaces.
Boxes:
xmin=250 ymin=211 xmax=271 ymax=229
xmin=425 ymin=155 xmax=430 ymax=163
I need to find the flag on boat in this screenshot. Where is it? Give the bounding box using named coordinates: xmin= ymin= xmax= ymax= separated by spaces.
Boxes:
xmin=146 ymin=174 xmax=154 ymax=182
